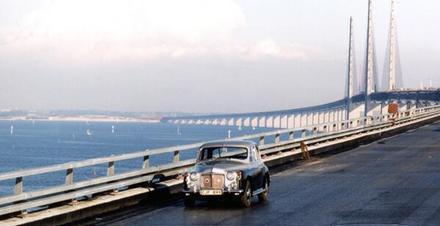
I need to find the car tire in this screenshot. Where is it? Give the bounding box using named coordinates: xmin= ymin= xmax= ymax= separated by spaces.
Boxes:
xmin=258 ymin=178 xmax=269 ymax=203
xmin=240 ymin=180 xmax=252 ymax=208
xmin=184 ymin=195 xmax=196 ymax=207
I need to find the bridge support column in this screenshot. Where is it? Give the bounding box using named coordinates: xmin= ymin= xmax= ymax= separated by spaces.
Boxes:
xmin=258 ymin=117 xmax=266 ymax=127
xmin=341 ymin=109 xmax=346 ymax=122
xmin=324 ymin=111 xmax=329 ymax=123
xmin=251 ymin=117 xmax=258 ymax=128
xmin=295 ymin=114 xmax=302 ymax=128
xmin=306 ymin=113 xmax=313 ymax=126
xmin=280 ymin=115 xmax=288 ymax=128
xmin=313 ymin=112 xmax=319 ymax=125
xmin=274 ymin=116 xmax=281 ymax=128
xmin=288 ymin=115 xmax=295 ymax=128
xmin=235 ymin=118 xmax=242 ymax=127
xmin=337 ymin=109 xmax=342 ymax=121
xmin=266 ymin=116 xmax=274 ymax=128
xmin=300 ymin=114 xmax=306 ymax=127
xmin=228 ymin=118 xmax=234 ymax=126
xmin=318 ymin=112 xmax=324 ymax=124
xmin=243 ymin=117 xmax=250 ymax=127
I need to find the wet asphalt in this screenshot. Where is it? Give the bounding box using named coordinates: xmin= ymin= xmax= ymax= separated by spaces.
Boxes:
xmin=97 ymin=121 xmax=440 ymax=226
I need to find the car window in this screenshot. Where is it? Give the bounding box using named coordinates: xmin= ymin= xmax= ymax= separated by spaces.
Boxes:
xmin=199 ymin=147 xmax=248 ymax=161
xmin=250 ymin=146 xmax=260 ymax=162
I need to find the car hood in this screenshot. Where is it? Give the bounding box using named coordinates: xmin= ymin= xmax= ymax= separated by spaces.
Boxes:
xmin=194 ymin=159 xmax=247 ymax=174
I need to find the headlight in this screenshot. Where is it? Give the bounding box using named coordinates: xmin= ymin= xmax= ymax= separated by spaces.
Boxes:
xmin=226 ymin=171 xmax=238 ymax=181
xmin=190 ymin=172 xmax=198 ymax=181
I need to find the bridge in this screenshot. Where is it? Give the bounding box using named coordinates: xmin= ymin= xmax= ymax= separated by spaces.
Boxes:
xmin=161 ymin=0 xmax=439 ymax=129
xmin=161 ymin=90 xmax=440 ymax=129
xmin=0 ymin=0 xmax=439 ymax=225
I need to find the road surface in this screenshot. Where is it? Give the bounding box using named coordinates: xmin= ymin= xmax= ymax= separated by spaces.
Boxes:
xmin=95 ymin=121 xmax=440 ymax=226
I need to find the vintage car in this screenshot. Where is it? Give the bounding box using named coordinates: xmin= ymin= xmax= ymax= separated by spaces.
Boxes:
xmin=183 ymin=140 xmax=270 ymax=207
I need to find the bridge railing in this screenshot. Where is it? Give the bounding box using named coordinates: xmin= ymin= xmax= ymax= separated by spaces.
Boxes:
xmin=0 ymin=104 xmax=439 ymax=217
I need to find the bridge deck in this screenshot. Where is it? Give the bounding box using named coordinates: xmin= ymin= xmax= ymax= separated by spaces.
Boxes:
xmin=96 ymin=121 xmax=440 ymax=226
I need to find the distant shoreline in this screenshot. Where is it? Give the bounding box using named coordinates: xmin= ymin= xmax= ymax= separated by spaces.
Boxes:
xmin=0 ymin=116 xmax=161 ymax=123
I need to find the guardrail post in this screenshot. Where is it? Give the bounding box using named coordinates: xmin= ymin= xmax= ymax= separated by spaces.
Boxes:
xmin=107 ymin=161 xmax=115 ymax=176
xmin=288 ymin=131 xmax=294 ymax=140
xmin=15 ymin=177 xmax=23 ymax=195
xmin=274 ymin=133 xmax=280 ymax=143
xmin=259 ymin=136 xmax=265 ymax=145
xmin=173 ymin=150 xmax=180 ymax=163
xmin=143 ymin=155 xmax=150 ymax=169
xmin=15 ymin=176 xmax=28 ymax=215
xmin=65 ymin=168 xmax=73 ymax=185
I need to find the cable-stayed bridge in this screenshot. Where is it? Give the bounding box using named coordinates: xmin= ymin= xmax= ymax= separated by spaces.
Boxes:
xmin=161 ymin=90 xmax=439 ymax=129
xmin=162 ymin=0 xmax=439 ymax=129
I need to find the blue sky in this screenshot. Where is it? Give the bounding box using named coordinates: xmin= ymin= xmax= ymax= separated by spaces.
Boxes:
xmin=0 ymin=0 xmax=439 ymax=113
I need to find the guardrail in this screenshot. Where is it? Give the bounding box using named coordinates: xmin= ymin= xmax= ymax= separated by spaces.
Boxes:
xmin=0 ymin=104 xmax=439 ymax=217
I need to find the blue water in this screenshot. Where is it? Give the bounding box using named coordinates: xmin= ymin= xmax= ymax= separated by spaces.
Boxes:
xmin=0 ymin=120 xmax=273 ymax=195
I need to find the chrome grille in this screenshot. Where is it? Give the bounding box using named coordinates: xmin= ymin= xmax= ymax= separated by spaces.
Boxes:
xmin=201 ymin=174 xmax=224 ymax=189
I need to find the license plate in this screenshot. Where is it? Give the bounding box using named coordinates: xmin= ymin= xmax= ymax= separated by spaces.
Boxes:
xmin=200 ymin=189 xmax=223 ymax=196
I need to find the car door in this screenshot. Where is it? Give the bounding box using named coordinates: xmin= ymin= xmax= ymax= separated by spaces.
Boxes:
xmin=251 ymin=145 xmax=265 ymax=190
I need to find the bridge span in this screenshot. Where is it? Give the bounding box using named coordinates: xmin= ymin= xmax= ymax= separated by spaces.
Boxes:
xmin=162 ymin=90 xmax=440 ymax=129
xmin=93 ymin=121 xmax=440 ymax=226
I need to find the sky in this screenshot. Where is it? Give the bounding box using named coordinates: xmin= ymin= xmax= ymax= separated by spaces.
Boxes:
xmin=0 ymin=0 xmax=439 ymax=113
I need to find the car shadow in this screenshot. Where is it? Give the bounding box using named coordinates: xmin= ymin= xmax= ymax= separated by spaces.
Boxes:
xmin=182 ymin=197 xmax=268 ymax=211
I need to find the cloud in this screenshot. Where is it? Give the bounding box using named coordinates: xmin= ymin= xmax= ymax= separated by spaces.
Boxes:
xmin=0 ymin=0 xmax=320 ymax=63
xmin=235 ymin=40 xmax=321 ymax=61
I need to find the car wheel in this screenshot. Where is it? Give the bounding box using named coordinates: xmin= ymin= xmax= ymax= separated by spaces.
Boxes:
xmin=240 ymin=180 xmax=252 ymax=208
xmin=184 ymin=195 xmax=196 ymax=207
xmin=258 ymin=179 xmax=269 ymax=203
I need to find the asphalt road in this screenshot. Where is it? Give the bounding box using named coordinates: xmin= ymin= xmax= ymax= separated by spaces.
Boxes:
xmin=97 ymin=121 xmax=440 ymax=226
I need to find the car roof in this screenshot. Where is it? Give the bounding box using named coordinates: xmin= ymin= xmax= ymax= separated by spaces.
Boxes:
xmin=199 ymin=140 xmax=256 ymax=149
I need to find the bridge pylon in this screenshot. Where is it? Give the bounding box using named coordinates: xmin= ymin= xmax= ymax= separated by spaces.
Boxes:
xmin=363 ymin=0 xmax=379 ymax=116
xmin=345 ymin=17 xmax=357 ymax=120
xmin=383 ymin=0 xmax=403 ymax=91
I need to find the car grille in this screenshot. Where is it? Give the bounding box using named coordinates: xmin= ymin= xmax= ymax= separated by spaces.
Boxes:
xmin=201 ymin=174 xmax=224 ymax=189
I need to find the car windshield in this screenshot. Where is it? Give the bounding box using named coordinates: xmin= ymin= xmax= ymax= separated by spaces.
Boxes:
xmin=199 ymin=146 xmax=248 ymax=161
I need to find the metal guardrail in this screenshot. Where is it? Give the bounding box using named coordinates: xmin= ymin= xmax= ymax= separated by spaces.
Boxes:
xmin=0 ymin=105 xmax=439 ymax=217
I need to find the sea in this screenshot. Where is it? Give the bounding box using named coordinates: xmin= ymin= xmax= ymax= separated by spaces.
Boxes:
xmin=0 ymin=120 xmax=274 ymax=196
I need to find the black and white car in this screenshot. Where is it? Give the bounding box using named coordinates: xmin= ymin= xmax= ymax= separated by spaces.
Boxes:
xmin=183 ymin=140 xmax=270 ymax=207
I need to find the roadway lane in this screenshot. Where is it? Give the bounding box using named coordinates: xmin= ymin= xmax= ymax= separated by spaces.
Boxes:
xmin=101 ymin=121 xmax=440 ymax=226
